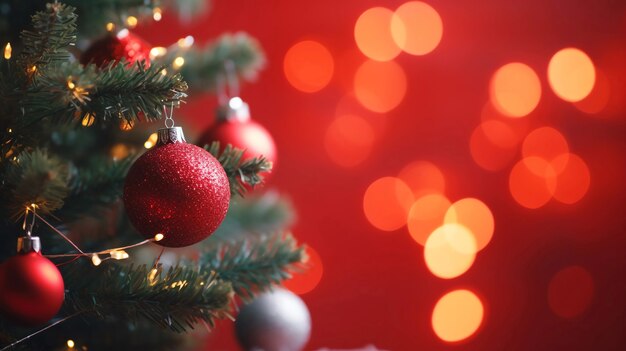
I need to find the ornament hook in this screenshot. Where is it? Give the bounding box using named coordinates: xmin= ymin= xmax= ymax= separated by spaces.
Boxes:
xmin=163 ymin=102 xmax=176 ymax=128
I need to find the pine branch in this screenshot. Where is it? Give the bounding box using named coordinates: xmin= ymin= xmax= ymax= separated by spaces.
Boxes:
xmin=63 ymin=262 xmax=234 ymax=333
xmin=203 ymin=233 xmax=306 ymax=299
xmin=2 ymin=148 xmax=69 ymax=218
xmin=21 ymin=61 xmax=188 ymax=128
xmin=18 ymin=2 xmax=77 ymax=69
xmin=54 ymin=155 xmax=137 ymax=220
xmin=211 ymin=191 xmax=296 ymax=242
xmin=207 ymin=141 xmax=272 ymax=197
xmin=157 ymin=32 xmax=265 ymax=92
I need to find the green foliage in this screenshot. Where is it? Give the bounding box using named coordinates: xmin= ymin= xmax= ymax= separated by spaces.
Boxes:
xmin=211 ymin=191 xmax=296 ymax=241
xmin=55 ymin=155 xmax=137 ymax=220
xmin=63 ymin=262 xmax=233 ymax=333
xmin=157 ymin=32 xmax=265 ymax=93
xmin=204 ymin=233 xmax=305 ymax=299
xmin=3 ymin=149 xmax=69 ymax=217
xmin=206 ymin=141 xmax=272 ymax=197
xmin=18 ymin=2 xmax=77 ymax=68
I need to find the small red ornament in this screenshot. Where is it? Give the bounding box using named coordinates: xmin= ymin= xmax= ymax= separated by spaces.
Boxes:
xmin=198 ymin=97 xmax=277 ymax=169
xmin=0 ymin=236 xmax=65 ymax=326
xmin=123 ymin=127 xmax=231 ymax=247
xmin=81 ymin=29 xmax=151 ymax=67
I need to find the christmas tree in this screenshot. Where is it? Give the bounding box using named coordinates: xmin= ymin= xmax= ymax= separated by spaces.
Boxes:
xmin=0 ymin=1 xmax=307 ymax=350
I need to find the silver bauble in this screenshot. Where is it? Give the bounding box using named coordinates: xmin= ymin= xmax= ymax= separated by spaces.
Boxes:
xmin=235 ymin=288 xmax=311 ymax=351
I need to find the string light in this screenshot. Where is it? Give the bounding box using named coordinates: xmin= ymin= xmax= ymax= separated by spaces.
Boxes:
xmin=66 ymin=339 xmax=75 ymax=348
xmin=119 ymin=119 xmax=134 ymax=131
xmin=126 ymin=16 xmax=138 ymax=28
xmin=27 ymin=65 xmax=37 ymax=74
xmin=154 ymin=233 xmax=164 ymax=241
xmin=153 ymin=7 xmax=163 ymax=21
xmin=172 ymin=57 xmax=185 ymax=69
xmin=109 ymin=250 xmax=129 ymax=260
xmin=149 ymin=47 xmax=167 ymax=60
xmin=148 ymin=268 xmax=159 ymax=286
xmin=91 ymin=254 xmax=102 ymax=266
xmin=144 ymin=132 xmax=158 ymax=149
xmin=4 ymin=43 xmax=11 ymax=59
xmin=67 ymin=80 xmax=76 ymax=90
xmin=106 ymin=22 xmax=115 ymax=32
xmin=160 ymin=68 xmax=167 ymax=76
xmin=81 ymin=114 xmax=95 ymax=127
xmin=177 ymin=36 xmax=194 ymax=48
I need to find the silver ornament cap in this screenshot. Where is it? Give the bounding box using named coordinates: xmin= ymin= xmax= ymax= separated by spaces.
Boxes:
xmin=17 ymin=235 xmax=41 ymax=254
xmin=156 ymin=127 xmax=186 ymax=146
xmin=217 ymin=97 xmax=250 ymax=123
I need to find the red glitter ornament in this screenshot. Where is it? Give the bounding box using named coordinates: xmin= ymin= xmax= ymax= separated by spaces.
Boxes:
xmin=198 ymin=97 xmax=277 ymax=170
xmin=123 ymin=127 xmax=230 ymax=247
xmin=81 ymin=30 xmax=151 ymax=67
xmin=0 ymin=236 xmax=65 ymax=326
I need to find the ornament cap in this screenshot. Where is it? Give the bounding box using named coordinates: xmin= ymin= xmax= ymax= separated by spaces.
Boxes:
xmin=156 ymin=127 xmax=186 ymax=146
xmin=17 ymin=235 xmax=41 ymax=254
xmin=217 ymin=97 xmax=250 ymax=123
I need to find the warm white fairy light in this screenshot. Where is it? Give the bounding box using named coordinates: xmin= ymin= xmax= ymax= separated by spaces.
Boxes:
xmin=148 ymin=268 xmax=159 ymax=286
xmin=160 ymin=68 xmax=168 ymax=76
xmin=153 ymin=8 xmax=162 ymax=21
xmin=109 ymin=250 xmax=129 ymax=260
xmin=177 ymin=36 xmax=194 ymax=48
xmin=4 ymin=43 xmax=11 ymax=59
xmin=149 ymin=47 xmax=167 ymax=60
xmin=172 ymin=57 xmax=185 ymax=69
xmin=144 ymin=132 xmax=158 ymax=149
xmin=154 ymin=233 xmax=164 ymax=241
xmin=106 ymin=22 xmax=115 ymax=32
xmin=91 ymin=254 xmax=102 ymax=266
xmin=126 ymin=16 xmax=138 ymax=28
xmin=66 ymin=339 xmax=75 ymax=348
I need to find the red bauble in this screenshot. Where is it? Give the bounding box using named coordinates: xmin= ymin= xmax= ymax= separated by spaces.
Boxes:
xmin=81 ymin=30 xmax=151 ymax=67
xmin=199 ymin=119 xmax=277 ymax=168
xmin=0 ymin=252 xmax=65 ymax=325
xmin=123 ymin=134 xmax=230 ymax=247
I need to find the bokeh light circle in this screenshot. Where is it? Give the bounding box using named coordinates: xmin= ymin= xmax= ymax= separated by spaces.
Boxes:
xmin=354 ymin=60 xmax=408 ymax=113
xmin=283 ymin=40 xmax=334 ymax=93
xmin=521 ymin=127 xmax=569 ymax=174
xmin=490 ymin=62 xmax=542 ymax=118
xmin=284 ymin=246 xmax=324 ymax=295
xmin=552 ymin=153 xmax=591 ymax=204
xmin=391 ymin=1 xmax=443 ymax=56
xmin=548 ymin=48 xmax=596 ymax=102
xmin=354 ymin=7 xmax=402 ymax=61
xmin=424 ymin=223 xmax=477 ymax=279
xmin=398 ymin=160 xmax=445 ymax=197
xmin=573 ymin=69 xmax=611 ymax=115
xmin=444 ymin=198 xmax=494 ymax=251
xmin=509 ymin=157 xmax=557 ymax=209
xmin=407 ymin=194 xmax=451 ymax=246
xmin=432 ymin=289 xmax=484 ymax=342
xmin=363 ymin=177 xmax=414 ymax=231
xmin=469 ymin=123 xmax=517 ymax=172
xmin=548 ymin=266 xmax=594 ymax=318
xmin=324 ymin=115 xmax=376 ymax=168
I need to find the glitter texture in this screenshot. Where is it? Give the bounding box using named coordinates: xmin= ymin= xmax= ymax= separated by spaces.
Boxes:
xmin=123 ymin=142 xmax=230 ymax=247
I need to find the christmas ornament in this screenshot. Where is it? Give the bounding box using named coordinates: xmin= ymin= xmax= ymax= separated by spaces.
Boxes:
xmin=0 ymin=235 xmax=65 ymax=326
xmin=81 ymin=29 xmax=151 ymax=67
xmin=123 ymin=126 xmax=230 ymax=247
xmin=198 ymin=97 xmax=277 ymax=170
xmin=235 ymin=288 xmax=311 ymax=351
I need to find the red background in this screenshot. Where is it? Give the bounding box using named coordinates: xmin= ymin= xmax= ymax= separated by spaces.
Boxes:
xmin=137 ymin=1 xmax=626 ymax=350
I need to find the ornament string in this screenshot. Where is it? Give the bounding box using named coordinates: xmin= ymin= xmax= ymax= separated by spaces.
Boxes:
xmin=216 ymin=60 xmax=239 ymax=105
xmin=0 ymin=311 xmax=84 ymax=351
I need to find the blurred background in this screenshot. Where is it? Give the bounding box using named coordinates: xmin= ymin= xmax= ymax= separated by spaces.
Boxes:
xmin=134 ymin=0 xmax=626 ymax=350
